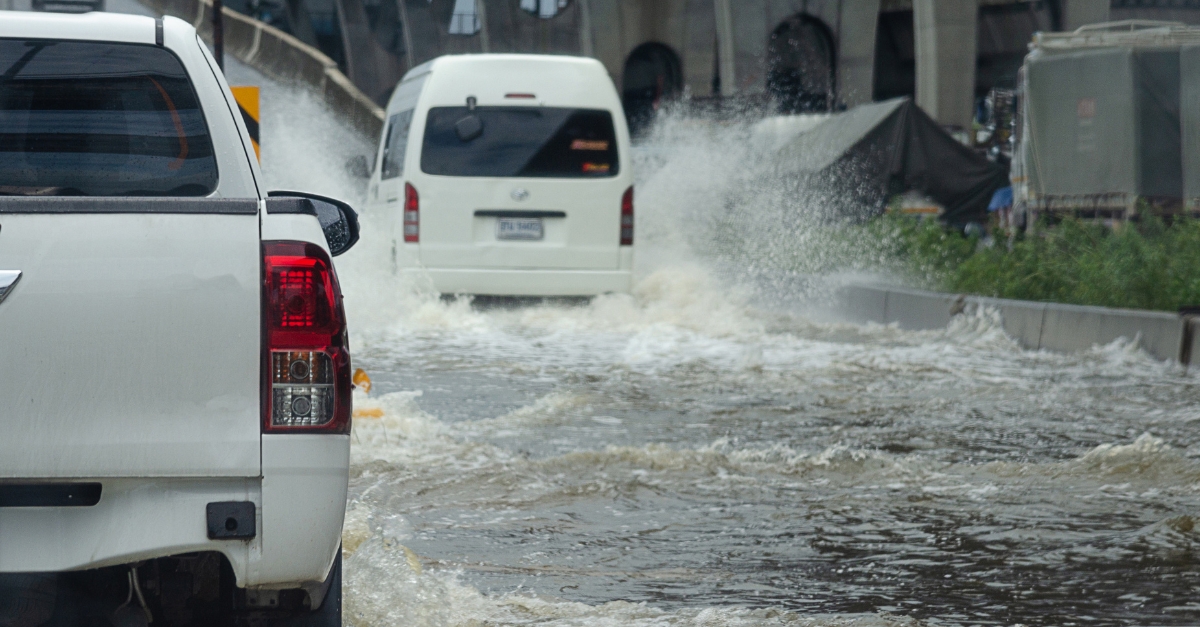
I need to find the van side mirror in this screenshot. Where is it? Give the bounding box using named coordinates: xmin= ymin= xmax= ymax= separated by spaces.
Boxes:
xmin=266 ymin=191 xmax=360 ymax=256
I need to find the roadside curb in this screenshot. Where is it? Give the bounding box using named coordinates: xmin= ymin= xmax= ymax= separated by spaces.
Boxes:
xmin=136 ymin=0 xmax=385 ymax=140
xmin=836 ymin=284 xmax=1190 ymax=363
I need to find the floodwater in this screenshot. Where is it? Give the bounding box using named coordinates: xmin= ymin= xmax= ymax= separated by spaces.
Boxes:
xmin=203 ymin=52 xmax=1200 ymax=625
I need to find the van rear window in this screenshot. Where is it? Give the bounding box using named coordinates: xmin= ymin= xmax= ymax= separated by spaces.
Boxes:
xmin=0 ymin=39 xmax=217 ymax=197
xmin=420 ymin=106 xmax=618 ymax=178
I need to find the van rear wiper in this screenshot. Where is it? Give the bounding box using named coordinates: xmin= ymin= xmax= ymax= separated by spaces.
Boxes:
xmin=1 ymin=42 xmax=55 ymax=82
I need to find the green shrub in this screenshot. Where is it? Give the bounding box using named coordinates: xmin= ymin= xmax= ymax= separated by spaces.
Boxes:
xmin=868 ymin=213 xmax=1200 ymax=312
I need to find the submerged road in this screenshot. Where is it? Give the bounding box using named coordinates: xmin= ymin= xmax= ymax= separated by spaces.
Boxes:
xmin=37 ymin=7 xmax=1200 ymax=622
xmin=334 ymin=124 xmax=1200 ymax=625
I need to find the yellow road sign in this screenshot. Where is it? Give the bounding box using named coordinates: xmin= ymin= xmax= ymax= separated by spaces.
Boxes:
xmin=230 ymin=86 xmax=260 ymax=161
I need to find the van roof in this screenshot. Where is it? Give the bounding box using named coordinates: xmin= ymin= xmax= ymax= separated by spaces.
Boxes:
xmin=403 ymin=53 xmax=609 ymax=80
xmin=391 ymin=53 xmax=620 ymax=113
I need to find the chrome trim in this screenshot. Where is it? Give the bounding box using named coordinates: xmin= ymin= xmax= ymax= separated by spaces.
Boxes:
xmin=0 ymin=270 xmax=21 ymax=306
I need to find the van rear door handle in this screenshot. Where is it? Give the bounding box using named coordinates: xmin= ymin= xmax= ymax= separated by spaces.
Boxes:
xmin=0 ymin=270 xmax=21 ymax=306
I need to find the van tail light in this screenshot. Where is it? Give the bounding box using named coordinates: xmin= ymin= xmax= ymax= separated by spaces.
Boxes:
xmin=620 ymin=186 xmax=634 ymax=246
xmin=403 ymin=183 xmax=419 ymax=243
xmin=262 ymin=241 xmax=351 ymax=434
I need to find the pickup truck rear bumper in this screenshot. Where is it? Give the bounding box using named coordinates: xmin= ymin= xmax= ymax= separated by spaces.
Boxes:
xmin=0 ymin=435 xmax=348 ymax=590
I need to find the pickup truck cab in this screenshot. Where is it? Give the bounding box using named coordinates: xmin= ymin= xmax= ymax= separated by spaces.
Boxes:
xmin=0 ymin=11 xmax=356 ymax=626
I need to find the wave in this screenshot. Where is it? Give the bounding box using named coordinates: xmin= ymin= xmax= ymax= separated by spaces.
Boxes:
xmin=342 ymin=535 xmax=925 ymax=627
xmin=468 ymin=391 xmax=593 ymax=429
xmin=1064 ymin=433 xmax=1195 ymax=478
xmin=353 ymin=387 xmax=1200 ymax=488
xmin=350 ymin=390 xmax=516 ymax=472
xmin=532 ymin=440 xmax=934 ymax=489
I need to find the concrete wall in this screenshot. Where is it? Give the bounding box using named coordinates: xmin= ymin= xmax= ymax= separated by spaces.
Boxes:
xmin=223 ymin=0 xmax=1086 ymax=116
xmin=718 ymin=0 xmax=846 ymax=96
xmin=301 ymin=0 xmax=893 ymax=106
xmin=835 ymin=284 xmax=1188 ymax=363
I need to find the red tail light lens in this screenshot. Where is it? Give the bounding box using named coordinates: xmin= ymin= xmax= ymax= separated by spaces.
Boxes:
xmin=403 ymin=183 xmax=419 ymax=243
xmin=263 ymin=241 xmax=351 ymax=433
xmin=620 ymin=186 xmax=634 ymax=246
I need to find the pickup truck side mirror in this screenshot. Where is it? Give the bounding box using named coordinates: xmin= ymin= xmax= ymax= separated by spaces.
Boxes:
xmin=266 ymin=191 xmax=360 ymax=256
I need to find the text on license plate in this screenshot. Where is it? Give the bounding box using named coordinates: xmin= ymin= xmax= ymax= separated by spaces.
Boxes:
xmin=496 ymin=217 xmax=544 ymax=240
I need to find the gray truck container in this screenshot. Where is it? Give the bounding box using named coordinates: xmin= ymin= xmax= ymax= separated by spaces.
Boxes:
xmin=1180 ymin=44 xmax=1200 ymax=204
xmin=1014 ymin=21 xmax=1200 ymax=218
xmin=1025 ymin=46 xmax=1181 ymax=205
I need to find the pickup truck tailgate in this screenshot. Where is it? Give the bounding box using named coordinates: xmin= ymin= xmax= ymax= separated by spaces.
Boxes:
xmin=0 ymin=207 xmax=262 ymax=478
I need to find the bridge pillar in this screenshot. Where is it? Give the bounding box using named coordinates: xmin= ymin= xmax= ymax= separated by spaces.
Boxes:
xmin=713 ymin=0 xmax=736 ymax=96
xmin=577 ymin=0 xmax=595 ymax=56
xmin=836 ymin=0 xmax=880 ymax=107
xmin=1063 ymin=0 xmax=1110 ymax=30
xmin=913 ymin=0 xmax=977 ymax=132
xmin=333 ymin=0 xmax=408 ymax=104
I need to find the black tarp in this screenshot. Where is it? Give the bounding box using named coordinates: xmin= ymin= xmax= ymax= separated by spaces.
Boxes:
xmin=775 ymin=97 xmax=1008 ymax=225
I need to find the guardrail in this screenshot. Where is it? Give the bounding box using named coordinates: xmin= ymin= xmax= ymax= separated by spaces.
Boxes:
xmin=836 ymin=284 xmax=1194 ymax=364
xmin=137 ymin=0 xmax=385 ymax=139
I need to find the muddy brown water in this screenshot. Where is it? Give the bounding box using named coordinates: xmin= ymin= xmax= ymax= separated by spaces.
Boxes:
xmin=337 ymin=283 xmax=1200 ymax=627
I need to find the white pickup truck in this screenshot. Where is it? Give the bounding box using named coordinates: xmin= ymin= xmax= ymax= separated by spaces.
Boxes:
xmin=0 ymin=11 xmax=356 ymax=627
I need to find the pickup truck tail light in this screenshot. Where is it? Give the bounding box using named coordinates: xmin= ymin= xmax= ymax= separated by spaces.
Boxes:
xmin=620 ymin=186 xmax=634 ymax=246
xmin=262 ymin=241 xmax=351 ymax=433
xmin=403 ymin=183 xmax=419 ymax=243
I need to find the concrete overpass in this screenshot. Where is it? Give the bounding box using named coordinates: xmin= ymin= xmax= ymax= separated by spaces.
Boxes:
xmin=226 ymin=0 xmax=1194 ymax=131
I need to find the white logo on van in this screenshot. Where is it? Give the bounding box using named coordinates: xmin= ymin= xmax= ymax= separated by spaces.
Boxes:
xmin=511 ymin=188 xmax=530 ymax=201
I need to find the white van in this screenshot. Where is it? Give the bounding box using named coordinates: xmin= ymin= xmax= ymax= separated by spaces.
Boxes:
xmin=366 ymin=54 xmax=634 ymax=297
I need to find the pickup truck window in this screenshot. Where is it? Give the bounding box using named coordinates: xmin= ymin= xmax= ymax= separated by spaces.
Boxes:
xmin=0 ymin=39 xmax=218 ymax=197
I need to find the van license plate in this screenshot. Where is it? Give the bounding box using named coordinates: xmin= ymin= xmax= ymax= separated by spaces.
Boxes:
xmin=496 ymin=217 xmax=543 ymax=240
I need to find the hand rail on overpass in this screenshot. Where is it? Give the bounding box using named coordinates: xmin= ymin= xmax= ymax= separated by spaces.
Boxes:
xmin=137 ymin=0 xmax=385 ymax=140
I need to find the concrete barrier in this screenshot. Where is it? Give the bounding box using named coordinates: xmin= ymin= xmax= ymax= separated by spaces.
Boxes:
xmin=837 ymin=283 xmax=888 ymax=325
xmin=1038 ymin=302 xmax=1182 ymax=362
xmin=137 ymin=0 xmax=385 ymax=140
xmin=838 ymin=284 xmax=1189 ymax=363
xmin=880 ymin=287 xmax=960 ymax=331
xmin=968 ymin=296 xmax=1048 ymax=350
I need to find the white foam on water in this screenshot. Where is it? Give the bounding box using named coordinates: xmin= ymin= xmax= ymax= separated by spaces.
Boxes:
xmin=1061 ymin=433 xmax=1197 ymax=479
xmin=352 ymin=379 xmax=1200 ymax=507
xmin=351 ymin=390 xmax=516 ymax=472
xmin=468 ymin=391 xmax=594 ymax=429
